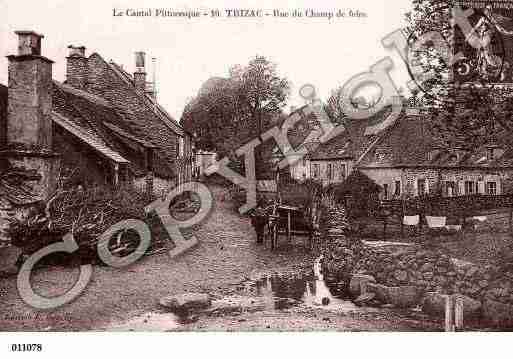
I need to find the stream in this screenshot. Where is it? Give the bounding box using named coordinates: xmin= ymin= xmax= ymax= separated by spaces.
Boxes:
xmin=104 ymin=257 xmax=389 ymax=331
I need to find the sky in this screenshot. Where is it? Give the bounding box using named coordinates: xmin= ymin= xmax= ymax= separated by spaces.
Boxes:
xmin=0 ymin=0 xmax=413 ymax=122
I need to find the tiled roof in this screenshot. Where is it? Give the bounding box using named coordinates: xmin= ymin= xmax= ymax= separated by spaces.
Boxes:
xmin=307 ymin=108 xmax=390 ymax=161
xmin=52 ymin=80 xmax=175 ymax=178
xmin=0 ymin=84 xmax=7 ymax=147
xmin=103 ymin=122 xmax=156 ymax=148
xmin=358 ymin=112 xmax=513 ymax=169
xmin=52 ymin=111 xmax=129 ymax=164
xmin=107 ymin=60 xmax=184 ymax=136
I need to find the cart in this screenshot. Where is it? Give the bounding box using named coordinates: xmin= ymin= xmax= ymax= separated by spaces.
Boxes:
xmin=266 ymin=203 xmax=313 ymax=250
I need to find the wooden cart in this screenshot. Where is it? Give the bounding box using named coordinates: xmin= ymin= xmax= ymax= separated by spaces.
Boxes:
xmin=266 ymin=204 xmax=312 ymax=250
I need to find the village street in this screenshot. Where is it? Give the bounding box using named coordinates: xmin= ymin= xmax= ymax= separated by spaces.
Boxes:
xmin=0 ymin=185 xmax=442 ymax=331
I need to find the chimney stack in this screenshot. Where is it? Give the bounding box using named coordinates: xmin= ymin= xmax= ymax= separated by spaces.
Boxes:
xmin=4 ymin=31 xmax=58 ymax=201
xmin=149 ymin=57 xmax=157 ymax=100
xmin=134 ymin=51 xmax=147 ymax=94
xmin=7 ymin=31 xmax=54 ymax=150
xmin=16 ymin=30 xmax=43 ymax=56
xmin=66 ymin=45 xmax=88 ymax=90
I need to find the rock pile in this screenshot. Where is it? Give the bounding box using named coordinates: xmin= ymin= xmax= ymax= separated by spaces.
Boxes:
xmin=316 ymin=202 xmax=513 ymax=327
xmin=317 ymin=204 xmax=363 ymax=286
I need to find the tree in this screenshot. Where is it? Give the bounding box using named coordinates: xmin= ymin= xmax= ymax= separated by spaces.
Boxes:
xmin=182 ymin=56 xmax=290 ymax=176
xmin=182 ymin=77 xmax=242 ymax=154
xmin=230 ymin=56 xmax=290 ymax=139
xmin=405 ymin=0 xmax=513 ymax=150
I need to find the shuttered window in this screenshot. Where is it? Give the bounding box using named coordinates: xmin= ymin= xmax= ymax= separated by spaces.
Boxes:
xmin=465 ymin=181 xmax=475 ymax=195
xmin=486 ymin=182 xmax=497 ymax=195
xmin=327 ymin=164 xmax=333 ymax=180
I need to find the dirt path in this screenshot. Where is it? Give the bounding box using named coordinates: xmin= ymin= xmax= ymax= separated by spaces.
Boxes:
xmin=0 ymin=185 xmax=312 ymax=331
xmin=0 ymin=185 xmax=444 ymax=331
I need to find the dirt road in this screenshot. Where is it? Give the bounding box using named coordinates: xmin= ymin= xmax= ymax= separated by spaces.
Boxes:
xmin=0 ymin=185 xmax=443 ymax=331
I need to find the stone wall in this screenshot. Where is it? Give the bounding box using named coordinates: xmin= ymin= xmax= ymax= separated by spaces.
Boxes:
xmin=317 ymin=201 xmax=513 ymax=326
xmin=66 ymin=54 xmax=88 ymax=90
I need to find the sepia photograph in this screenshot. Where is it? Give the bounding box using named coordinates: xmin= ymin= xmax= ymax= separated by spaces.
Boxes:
xmin=1 ymin=0 xmax=513 ymax=356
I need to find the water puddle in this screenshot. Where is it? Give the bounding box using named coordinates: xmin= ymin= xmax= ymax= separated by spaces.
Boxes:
xmin=105 ymin=311 xmax=183 ymax=331
xmin=249 ymin=257 xmax=368 ymax=313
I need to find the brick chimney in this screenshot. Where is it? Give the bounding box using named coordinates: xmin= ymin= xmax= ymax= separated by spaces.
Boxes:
xmin=134 ymin=51 xmax=146 ymax=93
xmin=66 ymin=45 xmax=88 ymax=90
xmin=3 ymin=31 xmax=58 ymax=200
xmin=7 ymin=31 xmax=53 ymax=150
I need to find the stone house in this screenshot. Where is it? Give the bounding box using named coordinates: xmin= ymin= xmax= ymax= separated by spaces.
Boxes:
xmin=278 ymin=106 xmax=386 ymax=186
xmin=288 ymin=101 xmax=513 ymax=198
xmin=358 ymin=115 xmax=513 ymax=199
xmin=0 ymin=31 xmax=194 ymax=245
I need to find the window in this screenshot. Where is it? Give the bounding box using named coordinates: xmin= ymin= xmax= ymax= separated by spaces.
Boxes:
xmin=302 ymin=158 xmax=306 ymax=167
xmin=427 ymin=150 xmax=439 ymax=162
xmin=312 ymin=164 xmax=320 ymax=178
xmin=445 ymin=181 xmax=456 ymax=197
xmin=417 ymin=179 xmax=427 ymax=196
xmin=487 ymin=148 xmax=495 ymax=161
xmin=394 ymin=180 xmax=401 ymax=196
xmin=487 ymin=182 xmax=497 ymax=195
xmin=340 ymin=164 xmax=347 ymax=180
xmin=177 ymin=137 xmax=185 ymax=158
xmin=383 ymin=183 xmax=389 ymax=200
xmin=327 ymin=164 xmax=333 ymax=180
xmin=465 ymin=181 xmax=475 ymax=195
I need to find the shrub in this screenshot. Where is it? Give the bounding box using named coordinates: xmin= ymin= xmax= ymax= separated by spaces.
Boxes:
xmin=6 ymin=184 xmax=164 ymax=263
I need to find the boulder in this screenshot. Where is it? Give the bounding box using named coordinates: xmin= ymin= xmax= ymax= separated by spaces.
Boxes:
xmin=0 ymin=246 xmax=22 ymax=275
xmin=422 ymin=292 xmax=481 ymax=317
xmin=206 ymin=296 xmax=269 ymax=316
xmin=349 ymin=274 xmax=376 ymax=298
xmin=394 ymin=270 xmax=408 ymax=283
xmin=159 ymin=293 xmax=211 ymax=312
xmin=386 ymin=286 xmax=421 ymax=308
xmin=367 ymin=283 xmax=420 ymax=308
xmin=366 ymin=283 xmax=389 ymax=303
xmin=482 ymin=299 xmax=513 ymax=327
xmin=354 ymin=292 xmax=376 ymax=306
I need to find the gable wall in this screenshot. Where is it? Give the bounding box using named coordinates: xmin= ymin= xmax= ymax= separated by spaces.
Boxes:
xmin=85 ymin=55 xmax=179 ymax=172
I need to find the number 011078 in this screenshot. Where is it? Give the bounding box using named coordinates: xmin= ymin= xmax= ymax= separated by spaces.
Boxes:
xmin=10 ymin=344 xmax=43 ymax=352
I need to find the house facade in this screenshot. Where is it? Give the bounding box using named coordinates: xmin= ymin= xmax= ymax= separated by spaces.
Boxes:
xmin=0 ymin=31 xmax=193 ymax=245
xmin=285 ymin=100 xmax=513 ymax=199
xmin=357 ymin=111 xmax=513 ymax=199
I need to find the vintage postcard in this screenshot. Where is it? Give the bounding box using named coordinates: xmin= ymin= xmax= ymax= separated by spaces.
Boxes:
xmin=1 ymin=0 xmax=513 ymax=356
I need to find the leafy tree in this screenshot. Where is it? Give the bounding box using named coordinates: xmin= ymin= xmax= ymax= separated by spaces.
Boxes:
xmin=182 ymin=56 xmax=290 ymax=167
xmin=405 ymin=0 xmax=513 ymax=150
xmin=230 ymin=56 xmax=290 ymax=139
